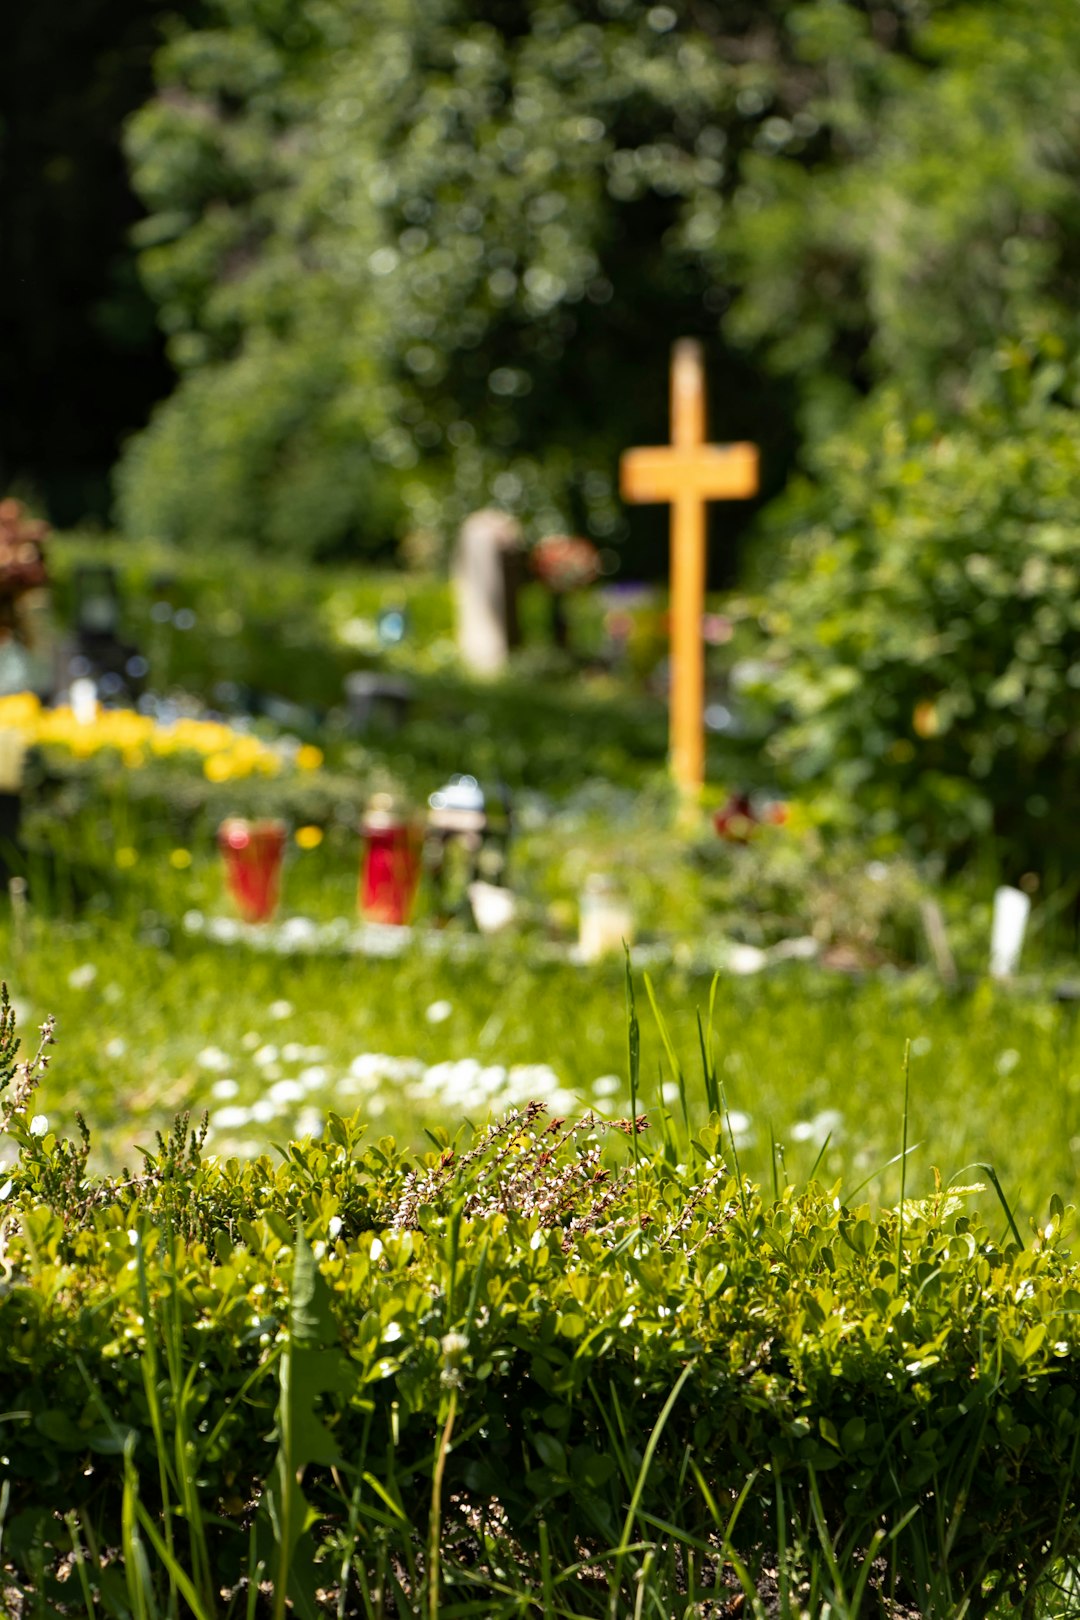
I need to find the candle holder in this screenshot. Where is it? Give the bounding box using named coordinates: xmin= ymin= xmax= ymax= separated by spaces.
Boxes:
xmin=990 ymin=885 xmax=1030 ymax=979
xmin=360 ymin=795 xmax=420 ymax=925
xmin=217 ymin=818 xmax=287 ymax=924
xmin=579 ymin=874 xmax=634 ymax=962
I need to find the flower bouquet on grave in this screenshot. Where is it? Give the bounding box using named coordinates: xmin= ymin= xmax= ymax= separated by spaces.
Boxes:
xmin=217 ymin=817 xmax=287 ymax=924
xmin=0 ymin=499 xmax=51 ymax=696
xmin=530 ymin=535 xmax=601 ymax=650
xmin=531 ymin=534 xmax=601 ymax=594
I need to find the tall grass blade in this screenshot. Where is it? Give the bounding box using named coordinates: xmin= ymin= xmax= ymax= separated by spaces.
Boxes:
xmin=897 ymin=1038 xmax=911 ymax=1285
xmin=695 ymin=1009 xmax=719 ymax=1116
xmin=624 ymin=948 xmax=642 ymax=1227
xmin=645 ymin=973 xmax=689 ymax=1136
xmin=608 ymin=1361 xmax=695 ymax=1616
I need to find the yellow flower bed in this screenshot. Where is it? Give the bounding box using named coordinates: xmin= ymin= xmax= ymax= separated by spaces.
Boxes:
xmin=0 ymin=693 xmax=323 ymax=783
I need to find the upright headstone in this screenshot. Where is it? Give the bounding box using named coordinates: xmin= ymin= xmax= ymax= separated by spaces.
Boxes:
xmin=453 ymin=509 xmax=525 ymax=675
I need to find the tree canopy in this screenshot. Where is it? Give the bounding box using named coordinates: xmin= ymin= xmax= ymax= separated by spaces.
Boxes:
xmin=116 ymin=0 xmax=921 ymax=559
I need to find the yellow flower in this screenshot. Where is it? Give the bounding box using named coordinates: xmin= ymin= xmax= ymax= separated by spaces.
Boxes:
xmin=204 ymin=753 xmax=235 ymax=783
xmin=295 ymin=825 xmax=323 ymax=850
xmin=115 ymin=847 xmax=138 ymax=869
xmin=169 ymin=848 xmax=193 ymax=869
xmin=296 ymin=744 xmax=324 ymax=771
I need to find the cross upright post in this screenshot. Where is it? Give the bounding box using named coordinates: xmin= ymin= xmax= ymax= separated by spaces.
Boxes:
xmin=620 ymin=340 xmax=759 ymax=797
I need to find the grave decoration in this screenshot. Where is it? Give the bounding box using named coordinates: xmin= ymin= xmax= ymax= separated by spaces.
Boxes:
xmin=453 ymin=508 xmax=526 ymax=675
xmin=376 ymin=604 xmax=408 ymax=647
xmin=67 ymin=562 xmax=147 ymax=704
xmin=425 ymin=773 xmax=512 ymax=923
xmin=217 ymin=817 xmax=287 ymax=924
xmin=0 ymin=691 xmax=286 ymax=780
xmin=359 ymin=793 xmax=421 ymax=925
xmin=713 ymin=789 xmax=789 ymax=842
xmin=578 ymin=872 xmax=634 ymax=961
xmin=990 ymin=884 xmax=1030 ymax=979
xmin=620 ymin=340 xmax=758 ymax=795
xmin=531 ymin=533 xmax=601 ymax=650
xmin=0 ymin=498 xmax=51 ymax=698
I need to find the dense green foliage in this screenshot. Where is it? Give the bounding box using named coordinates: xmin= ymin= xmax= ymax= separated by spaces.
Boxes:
xmin=752 ymin=378 xmax=1080 ymax=873
xmin=4 ymin=990 xmax=1080 ymax=1616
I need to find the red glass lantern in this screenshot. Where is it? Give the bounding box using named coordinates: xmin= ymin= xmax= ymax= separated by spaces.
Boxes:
xmin=217 ymin=817 xmax=287 ymax=923
xmin=360 ymin=795 xmax=420 ymax=924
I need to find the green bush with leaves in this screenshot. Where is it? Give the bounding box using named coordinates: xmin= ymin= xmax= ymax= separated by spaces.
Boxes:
xmin=752 ymin=382 xmax=1080 ymax=875
xmin=4 ymin=985 xmax=1080 ymax=1617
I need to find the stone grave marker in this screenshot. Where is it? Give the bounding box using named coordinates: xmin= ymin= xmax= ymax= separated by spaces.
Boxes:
xmin=453 ymin=509 xmax=526 ymax=675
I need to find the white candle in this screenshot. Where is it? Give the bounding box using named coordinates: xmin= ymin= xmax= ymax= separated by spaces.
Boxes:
xmin=990 ymin=885 xmax=1030 ymax=979
xmin=579 ymin=875 xmax=634 ymax=962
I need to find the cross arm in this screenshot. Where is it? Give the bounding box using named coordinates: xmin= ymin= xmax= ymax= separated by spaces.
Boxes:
xmin=620 ymin=442 xmax=759 ymax=504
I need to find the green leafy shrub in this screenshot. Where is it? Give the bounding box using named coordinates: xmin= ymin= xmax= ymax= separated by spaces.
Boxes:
xmin=4 ymin=987 xmax=1080 ymax=1615
xmin=753 ymin=384 xmax=1080 ymax=877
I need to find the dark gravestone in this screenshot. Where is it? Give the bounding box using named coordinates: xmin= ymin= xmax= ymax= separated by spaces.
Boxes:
xmin=343 ymin=671 xmax=414 ymax=733
xmin=68 ymin=564 xmax=147 ymax=700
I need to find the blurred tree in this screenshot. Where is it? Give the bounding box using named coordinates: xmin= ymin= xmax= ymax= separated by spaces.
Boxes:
xmin=726 ymin=0 xmax=1080 ymax=871
xmin=117 ymin=0 xmax=928 ymax=561
xmin=722 ymin=0 xmax=1080 ymax=444
xmin=0 ymin=0 xmax=190 ymax=524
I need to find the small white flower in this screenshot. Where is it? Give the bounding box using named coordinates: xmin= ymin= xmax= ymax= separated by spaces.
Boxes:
xmin=425 ymin=1000 xmax=453 ymax=1024
xmin=298 ymin=1065 xmax=327 ymax=1090
xmin=268 ymin=1000 xmax=293 ymax=1021
xmin=104 ymin=1037 xmax=127 ymax=1060
xmin=29 ymin=1114 xmax=48 ymax=1137
xmin=211 ymin=1105 xmax=252 ymax=1129
xmin=328 ymin=1215 xmax=343 ymax=1239
xmin=268 ymin=1079 xmax=304 ymax=1105
xmin=294 ymin=1107 xmax=324 ymax=1138
xmin=254 ymin=1044 xmax=279 ymax=1067
xmin=211 ymin=1078 xmax=239 ymax=1099
xmin=0 ymin=1179 xmax=12 ymax=1200
xmin=383 ymin=1321 xmax=403 ymax=1343
xmin=67 ymin=964 xmax=97 ymax=991
xmin=370 ymin=1236 xmax=384 ymax=1261
xmin=197 ymin=1046 xmax=231 ymax=1072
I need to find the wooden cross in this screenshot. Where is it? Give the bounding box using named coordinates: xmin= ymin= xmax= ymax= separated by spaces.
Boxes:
xmin=620 ymin=339 xmax=759 ymax=795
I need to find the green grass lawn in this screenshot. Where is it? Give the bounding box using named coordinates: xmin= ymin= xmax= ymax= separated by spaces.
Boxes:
xmin=5 ymin=538 xmax=1079 ymax=1242
xmin=5 ymin=905 xmax=1079 ymax=1229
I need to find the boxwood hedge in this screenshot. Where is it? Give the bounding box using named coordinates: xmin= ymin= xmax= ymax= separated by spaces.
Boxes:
xmin=2 ymin=985 xmax=1080 ymax=1617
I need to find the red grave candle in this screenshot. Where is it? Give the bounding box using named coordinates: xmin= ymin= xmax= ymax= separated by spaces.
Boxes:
xmin=360 ymin=797 xmax=420 ymax=925
xmin=217 ymin=818 xmax=287 ymax=924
